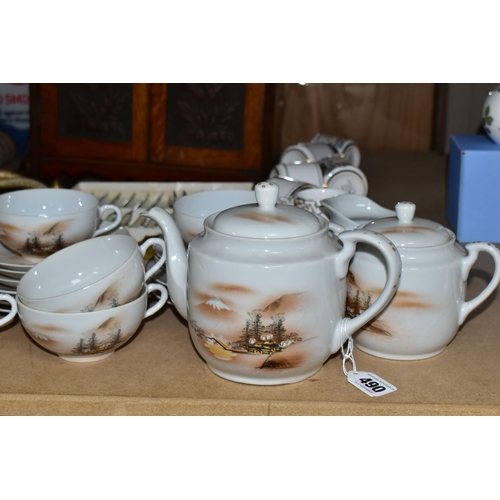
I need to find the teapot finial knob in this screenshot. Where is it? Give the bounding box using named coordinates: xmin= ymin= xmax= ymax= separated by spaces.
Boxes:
xmin=255 ymin=181 xmax=279 ymax=211
xmin=395 ymin=201 xmax=416 ymax=223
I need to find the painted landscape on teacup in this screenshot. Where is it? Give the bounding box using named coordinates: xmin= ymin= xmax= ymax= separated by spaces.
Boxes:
xmin=22 ymin=314 xmax=131 ymax=358
xmin=71 ymin=280 xmax=136 ymax=313
xmin=0 ymin=219 xmax=75 ymax=258
xmin=189 ymin=283 xmax=316 ymax=370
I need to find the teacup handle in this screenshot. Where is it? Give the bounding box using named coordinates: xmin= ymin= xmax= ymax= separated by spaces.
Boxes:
xmin=0 ymin=293 xmax=17 ymax=328
xmin=459 ymin=242 xmax=500 ymax=325
xmin=144 ymin=283 xmax=168 ymax=318
xmin=331 ymin=229 xmax=401 ymax=352
xmin=139 ymin=238 xmax=167 ymax=282
xmin=94 ymin=204 xmax=123 ymax=237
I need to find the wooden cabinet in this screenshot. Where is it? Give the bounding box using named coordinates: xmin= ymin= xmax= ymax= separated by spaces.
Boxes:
xmin=28 ymin=83 xmax=440 ymax=186
xmin=29 ymin=83 xmax=275 ymax=184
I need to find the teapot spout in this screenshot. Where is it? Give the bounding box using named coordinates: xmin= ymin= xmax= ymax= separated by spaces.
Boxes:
xmin=142 ymin=206 xmax=188 ymax=320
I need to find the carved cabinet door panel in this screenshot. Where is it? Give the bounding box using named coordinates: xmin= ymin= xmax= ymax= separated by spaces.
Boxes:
xmin=150 ymin=83 xmax=272 ymax=172
xmin=39 ymin=83 xmax=148 ymax=161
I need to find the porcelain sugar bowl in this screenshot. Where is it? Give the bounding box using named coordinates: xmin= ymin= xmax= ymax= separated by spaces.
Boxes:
xmin=347 ymin=201 xmax=500 ymax=360
xmin=143 ymin=182 xmax=402 ymax=385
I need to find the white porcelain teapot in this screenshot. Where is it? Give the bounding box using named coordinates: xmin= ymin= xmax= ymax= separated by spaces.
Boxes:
xmin=143 ymin=182 xmax=402 ymax=385
xmin=347 ymin=201 xmax=500 ymax=360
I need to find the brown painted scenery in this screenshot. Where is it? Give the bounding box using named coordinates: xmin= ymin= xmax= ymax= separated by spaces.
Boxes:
xmin=79 ymin=282 xmax=123 ymax=313
xmin=0 ymin=219 xmax=74 ymax=258
xmin=190 ymin=285 xmax=312 ymax=370
xmin=23 ymin=315 xmax=128 ymax=357
xmin=346 ymin=270 xmax=430 ymax=337
xmin=235 ymin=212 xmax=295 ymax=224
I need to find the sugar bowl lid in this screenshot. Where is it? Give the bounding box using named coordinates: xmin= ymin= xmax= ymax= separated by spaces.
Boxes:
xmin=363 ymin=201 xmax=453 ymax=248
xmin=211 ymin=181 xmax=322 ymax=238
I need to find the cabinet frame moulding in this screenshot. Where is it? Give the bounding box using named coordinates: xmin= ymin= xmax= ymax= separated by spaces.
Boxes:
xmin=38 ymin=83 xmax=149 ymax=162
xmin=149 ymin=83 xmax=268 ymax=171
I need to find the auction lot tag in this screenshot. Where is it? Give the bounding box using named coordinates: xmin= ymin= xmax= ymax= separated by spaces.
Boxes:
xmin=347 ymin=371 xmax=397 ymax=397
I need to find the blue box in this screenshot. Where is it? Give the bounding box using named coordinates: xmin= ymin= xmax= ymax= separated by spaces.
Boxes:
xmin=447 ymin=134 xmax=500 ymax=243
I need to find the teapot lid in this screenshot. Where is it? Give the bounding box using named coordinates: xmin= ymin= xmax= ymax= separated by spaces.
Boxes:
xmin=363 ymin=201 xmax=453 ymax=248
xmin=212 ymin=181 xmax=322 ymax=238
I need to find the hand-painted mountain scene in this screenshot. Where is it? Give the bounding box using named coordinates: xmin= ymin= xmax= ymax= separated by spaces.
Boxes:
xmin=22 ymin=315 xmax=130 ymax=358
xmin=346 ymin=270 xmax=392 ymax=336
xmin=78 ymin=281 xmax=130 ymax=313
xmin=346 ymin=270 xmax=431 ymax=338
xmin=189 ymin=283 xmax=316 ymax=370
xmin=0 ymin=219 xmax=74 ymax=259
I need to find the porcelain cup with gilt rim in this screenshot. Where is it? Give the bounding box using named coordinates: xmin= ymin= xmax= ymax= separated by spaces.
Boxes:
xmin=269 ymin=162 xmax=324 ymax=187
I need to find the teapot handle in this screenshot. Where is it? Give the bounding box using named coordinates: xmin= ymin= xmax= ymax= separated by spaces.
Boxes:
xmin=332 ymin=230 xmax=401 ymax=351
xmin=459 ymin=242 xmax=500 ymax=325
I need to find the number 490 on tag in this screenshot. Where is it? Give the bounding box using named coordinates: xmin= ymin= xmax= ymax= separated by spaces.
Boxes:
xmin=347 ymin=371 xmax=397 ymax=397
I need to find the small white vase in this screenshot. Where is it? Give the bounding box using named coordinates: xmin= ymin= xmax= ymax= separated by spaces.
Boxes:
xmin=483 ymin=85 xmax=500 ymax=145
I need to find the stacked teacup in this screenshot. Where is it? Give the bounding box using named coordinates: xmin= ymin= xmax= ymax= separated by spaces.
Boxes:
xmin=0 ymin=188 xmax=126 ymax=332
xmin=0 ymin=188 xmax=124 ymax=294
xmin=268 ymin=133 xmax=368 ymax=210
xmin=16 ymin=234 xmax=168 ymax=362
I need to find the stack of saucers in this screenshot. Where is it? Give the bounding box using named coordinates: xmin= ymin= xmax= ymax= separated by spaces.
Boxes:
xmin=0 ymin=242 xmax=36 ymax=296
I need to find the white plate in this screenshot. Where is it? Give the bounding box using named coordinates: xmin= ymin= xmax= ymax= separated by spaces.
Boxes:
xmin=0 ymin=267 xmax=26 ymax=279
xmin=0 ymin=285 xmax=17 ymax=295
xmin=0 ymin=275 xmax=20 ymax=287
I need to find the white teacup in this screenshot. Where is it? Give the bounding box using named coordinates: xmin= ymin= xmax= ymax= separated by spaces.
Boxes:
xmin=172 ymin=189 xmax=256 ymax=245
xmin=281 ymin=139 xmax=361 ymax=167
xmin=280 ymin=142 xmax=335 ymax=165
xmin=17 ymin=235 xmax=166 ymax=313
xmin=322 ymin=164 xmax=368 ymax=195
xmin=0 ymin=293 xmax=18 ymax=328
xmin=17 ymin=283 xmax=168 ymax=362
xmin=269 ymin=162 xmax=324 ymax=187
xmin=0 ymin=188 xmax=122 ymax=263
xmin=265 ymin=177 xmax=316 ymax=204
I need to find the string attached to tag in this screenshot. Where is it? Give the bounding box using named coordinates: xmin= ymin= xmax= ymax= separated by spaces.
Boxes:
xmin=339 ymin=318 xmax=356 ymax=376
xmin=339 ymin=318 xmax=397 ymax=397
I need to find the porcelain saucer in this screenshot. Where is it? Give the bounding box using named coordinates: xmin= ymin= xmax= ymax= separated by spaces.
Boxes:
xmin=0 ymin=284 xmax=17 ymax=295
xmin=0 ymin=242 xmax=35 ymax=271
xmin=0 ymin=274 xmax=20 ymax=288
xmin=0 ymin=267 xmax=26 ymax=279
